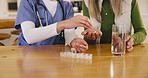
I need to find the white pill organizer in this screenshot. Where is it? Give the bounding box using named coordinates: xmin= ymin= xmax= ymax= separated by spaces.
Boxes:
xmin=60 ymin=48 xmax=93 ymax=60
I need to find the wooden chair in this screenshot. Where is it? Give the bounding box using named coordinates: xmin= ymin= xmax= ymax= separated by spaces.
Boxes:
xmin=12 ymin=38 xmax=18 ymax=46
xmin=0 ymin=42 xmax=5 ymax=46
xmin=0 ymin=33 xmax=11 ymax=40
xmin=0 ymin=20 xmax=15 ymax=46
xmin=11 ymin=30 xmax=22 ymax=35
xmin=11 ymin=30 xmax=21 ymax=46
xmin=0 ymin=33 xmax=11 ymax=46
xmin=0 ymin=20 xmax=15 ymax=29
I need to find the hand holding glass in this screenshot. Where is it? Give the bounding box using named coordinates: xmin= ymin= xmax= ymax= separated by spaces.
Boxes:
xmin=111 ymin=24 xmax=126 ymax=56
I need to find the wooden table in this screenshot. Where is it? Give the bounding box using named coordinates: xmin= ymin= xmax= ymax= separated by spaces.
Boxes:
xmin=0 ymin=44 xmax=148 ymax=78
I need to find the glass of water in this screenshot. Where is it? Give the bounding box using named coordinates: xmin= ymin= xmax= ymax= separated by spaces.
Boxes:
xmin=111 ymin=24 xmax=126 ymax=56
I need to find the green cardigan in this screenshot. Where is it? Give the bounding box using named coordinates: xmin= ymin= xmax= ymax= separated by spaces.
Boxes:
xmin=82 ymin=0 xmax=147 ymax=45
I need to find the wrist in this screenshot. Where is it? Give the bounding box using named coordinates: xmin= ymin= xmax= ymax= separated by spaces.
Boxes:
xmin=70 ymin=38 xmax=77 ymax=46
xmin=57 ymin=21 xmax=65 ymax=33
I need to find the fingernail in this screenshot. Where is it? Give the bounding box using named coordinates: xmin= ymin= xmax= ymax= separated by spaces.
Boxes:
xmin=76 ymin=43 xmax=79 ymax=46
xmin=79 ymin=45 xmax=83 ymax=47
xmin=127 ymin=46 xmax=130 ymax=48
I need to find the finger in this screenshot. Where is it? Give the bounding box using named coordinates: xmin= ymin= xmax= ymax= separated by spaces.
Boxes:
xmin=76 ymin=48 xmax=82 ymax=53
xmin=74 ymin=40 xmax=88 ymax=53
xmin=87 ymin=32 xmax=93 ymax=39
xmin=79 ymin=21 xmax=91 ymax=28
xmin=75 ymin=44 xmax=83 ymax=53
xmin=126 ymin=35 xmax=131 ymax=42
xmin=78 ymin=23 xmax=91 ymax=29
xmin=84 ymin=18 xmax=92 ymax=27
xmin=115 ymin=36 xmax=122 ymax=44
xmin=85 ymin=16 xmax=92 ymax=26
xmin=112 ymin=34 xmax=117 ymax=46
xmin=81 ymin=30 xmax=88 ymax=35
xmin=91 ymin=32 xmax=96 ymax=40
xmin=79 ymin=39 xmax=88 ymax=46
xmin=99 ymin=31 xmax=102 ymax=37
xmin=127 ymin=37 xmax=134 ymax=46
xmin=126 ymin=42 xmax=133 ymax=48
xmin=126 ymin=43 xmax=134 ymax=49
xmin=81 ymin=45 xmax=88 ymax=50
xmin=77 ymin=44 xmax=87 ymax=52
xmin=95 ymin=31 xmax=102 ymax=39
xmin=78 ymin=47 xmax=86 ymax=52
xmin=74 ymin=43 xmax=81 ymax=53
xmin=95 ymin=31 xmax=100 ymax=38
xmin=80 ymin=16 xmax=92 ymax=26
xmin=126 ymin=42 xmax=134 ymax=49
xmin=127 ymin=46 xmax=133 ymax=52
xmin=71 ymin=43 xmax=77 ymax=50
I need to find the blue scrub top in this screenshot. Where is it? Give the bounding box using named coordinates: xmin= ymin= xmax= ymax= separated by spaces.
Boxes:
xmin=15 ymin=0 xmax=74 ymax=46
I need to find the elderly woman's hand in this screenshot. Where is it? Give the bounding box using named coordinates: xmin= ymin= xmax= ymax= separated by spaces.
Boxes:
xmin=112 ymin=34 xmax=134 ymax=52
xmin=126 ymin=35 xmax=134 ymax=52
xmin=81 ymin=28 xmax=102 ymax=40
xmin=71 ymin=38 xmax=88 ymax=53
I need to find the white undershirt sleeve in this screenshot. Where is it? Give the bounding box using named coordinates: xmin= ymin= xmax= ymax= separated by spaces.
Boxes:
xmin=21 ymin=21 xmax=59 ymax=44
xmin=65 ymin=28 xmax=78 ymax=46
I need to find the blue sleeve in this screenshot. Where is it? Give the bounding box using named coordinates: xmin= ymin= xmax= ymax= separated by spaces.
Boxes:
xmin=64 ymin=1 xmax=74 ymax=20
xmin=15 ymin=0 xmax=36 ymax=30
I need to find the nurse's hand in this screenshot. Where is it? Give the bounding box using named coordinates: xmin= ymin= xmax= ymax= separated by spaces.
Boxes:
xmin=81 ymin=28 xmax=102 ymax=40
xmin=57 ymin=15 xmax=92 ymax=33
xmin=126 ymin=35 xmax=134 ymax=52
xmin=71 ymin=38 xmax=88 ymax=53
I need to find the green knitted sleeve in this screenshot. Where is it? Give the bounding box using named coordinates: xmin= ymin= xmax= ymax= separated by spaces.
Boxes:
xmin=131 ymin=0 xmax=147 ymax=45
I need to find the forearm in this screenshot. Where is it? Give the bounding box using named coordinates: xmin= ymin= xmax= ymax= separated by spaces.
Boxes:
xmin=131 ymin=0 xmax=147 ymax=45
xmin=21 ymin=21 xmax=59 ymax=44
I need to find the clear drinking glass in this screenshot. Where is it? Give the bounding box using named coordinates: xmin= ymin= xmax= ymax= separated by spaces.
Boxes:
xmin=111 ymin=24 xmax=126 ymax=56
